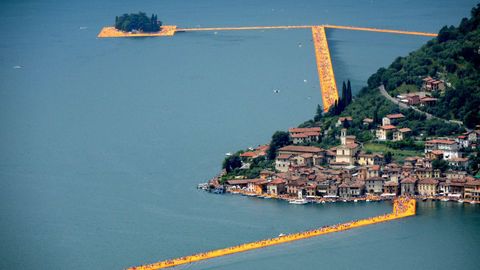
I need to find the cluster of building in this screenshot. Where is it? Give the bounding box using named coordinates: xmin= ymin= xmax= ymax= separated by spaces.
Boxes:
xmin=221 ymin=125 xmax=480 ymax=202
xmin=374 ymin=113 xmax=412 ymax=141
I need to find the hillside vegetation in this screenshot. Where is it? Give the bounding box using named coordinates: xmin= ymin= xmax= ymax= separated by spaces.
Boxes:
xmin=367 ymin=4 xmax=480 ymax=128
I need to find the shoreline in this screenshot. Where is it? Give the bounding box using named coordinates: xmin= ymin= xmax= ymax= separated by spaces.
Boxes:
xmin=217 ymin=188 xmax=478 ymax=205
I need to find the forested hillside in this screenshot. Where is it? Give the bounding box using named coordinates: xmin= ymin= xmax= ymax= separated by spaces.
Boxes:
xmin=367 ymin=4 xmax=480 ymax=128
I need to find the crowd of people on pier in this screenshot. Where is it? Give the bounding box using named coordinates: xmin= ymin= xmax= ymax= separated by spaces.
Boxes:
xmin=130 ymin=197 xmax=415 ymax=270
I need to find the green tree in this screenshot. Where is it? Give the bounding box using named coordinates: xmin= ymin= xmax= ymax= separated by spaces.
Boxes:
xmin=385 ymin=151 xmax=393 ymax=164
xmin=314 ymin=104 xmax=323 ymax=122
xmin=267 ymin=131 xmax=290 ymax=160
xmin=432 ymin=159 xmax=449 ymax=172
xmin=222 ymin=155 xmax=242 ymax=173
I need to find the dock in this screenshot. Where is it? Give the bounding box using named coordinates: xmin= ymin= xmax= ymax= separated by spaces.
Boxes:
xmin=127 ymin=197 xmax=416 ymax=270
xmin=312 ymin=26 xmax=339 ymax=111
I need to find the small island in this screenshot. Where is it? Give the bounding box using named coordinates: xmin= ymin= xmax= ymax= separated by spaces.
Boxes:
xmin=97 ymin=12 xmax=176 ymax=38
xmin=115 ymin=12 xmax=162 ymax=33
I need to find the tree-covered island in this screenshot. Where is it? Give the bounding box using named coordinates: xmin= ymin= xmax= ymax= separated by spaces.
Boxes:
xmin=115 ymin=12 xmax=162 ymax=33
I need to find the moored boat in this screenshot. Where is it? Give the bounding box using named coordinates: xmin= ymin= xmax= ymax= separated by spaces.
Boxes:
xmin=289 ymin=199 xmax=308 ymax=205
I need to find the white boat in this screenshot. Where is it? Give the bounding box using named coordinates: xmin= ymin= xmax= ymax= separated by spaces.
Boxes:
xmin=278 ymin=233 xmax=286 ymax=237
xmin=342 ymin=199 xmax=347 ymax=203
xmin=458 ymin=200 xmax=464 ymax=203
xmin=354 ymin=199 xmax=358 ymax=203
xmin=441 ymin=198 xmax=449 ymax=202
xmin=470 ymin=201 xmax=476 ymax=205
xmin=321 ymin=201 xmax=326 ymax=204
xmin=366 ymin=199 xmax=371 ymax=202
xmin=225 ymin=152 xmax=232 ymax=156
xmin=289 ymin=199 xmax=308 ymax=205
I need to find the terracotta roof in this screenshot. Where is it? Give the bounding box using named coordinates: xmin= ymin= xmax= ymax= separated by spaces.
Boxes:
xmin=426 ymin=139 xmax=456 ymax=145
xmin=466 ymin=180 xmax=480 ymax=186
xmin=401 ymin=177 xmax=417 ymax=184
xmin=290 ymin=133 xmax=308 ymax=138
xmin=431 ymin=150 xmax=444 ymax=155
xmin=227 ymin=178 xmax=263 ymax=185
xmin=383 ymin=181 xmax=398 ymax=187
xmin=369 ymin=165 xmax=381 ymax=171
xmin=366 ymin=177 xmax=384 ymax=182
xmin=338 ymin=182 xmax=349 ymax=188
xmin=256 ymin=144 xmax=270 ymax=151
xmin=398 ymin=128 xmax=412 ymax=133
xmin=380 ymin=125 xmax=397 ymax=130
xmin=268 ymin=178 xmax=286 ymax=185
xmin=277 ymin=154 xmax=292 ymax=159
xmin=420 ymin=97 xmax=438 ymax=102
xmin=291 ymin=131 xmax=321 ymax=138
xmin=386 ymin=113 xmax=405 ymax=119
xmin=418 ymin=178 xmax=439 ymax=185
xmin=349 ymin=181 xmax=365 ymax=188
xmin=363 ymin=118 xmax=374 ymax=123
xmin=289 ymin=127 xmax=321 ymax=133
xmin=278 ymin=145 xmax=324 ymax=153
xmin=338 ymin=116 xmax=353 ymax=121
xmin=300 ymin=153 xmax=313 ymax=158
xmin=240 ymin=151 xmax=257 ymax=158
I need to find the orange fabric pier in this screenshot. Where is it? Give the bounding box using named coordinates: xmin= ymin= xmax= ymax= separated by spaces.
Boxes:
xmin=127 ymin=198 xmax=416 ymax=270
xmin=312 ymin=26 xmax=339 ymax=112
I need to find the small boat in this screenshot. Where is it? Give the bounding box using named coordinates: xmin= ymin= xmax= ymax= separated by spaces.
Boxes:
xmin=342 ymin=199 xmax=347 ymax=203
xmin=422 ymin=198 xmax=427 ymax=201
xmin=13 ymin=65 xmax=22 ymax=69
xmin=470 ymin=201 xmax=476 ymax=205
xmin=273 ymin=89 xmax=280 ymax=94
xmin=79 ymin=26 xmax=88 ymax=30
xmin=354 ymin=199 xmax=358 ymax=203
xmin=441 ymin=198 xmax=449 ymax=202
xmin=289 ymin=199 xmax=308 ymax=205
xmin=458 ymin=199 xmax=464 ymax=203
xmin=303 ymin=79 xmax=308 ymax=83
xmin=225 ymin=152 xmax=232 ymax=156
xmin=278 ymin=233 xmax=286 ymax=237
xmin=366 ymin=199 xmax=371 ymax=202
xmin=197 ymin=183 xmax=208 ymax=190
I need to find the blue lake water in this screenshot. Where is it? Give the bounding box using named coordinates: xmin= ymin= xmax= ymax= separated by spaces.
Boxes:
xmin=0 ymin=0 xmax=479 ymax=269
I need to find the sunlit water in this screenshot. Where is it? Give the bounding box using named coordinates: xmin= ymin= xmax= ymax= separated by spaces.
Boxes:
xmin=0 ymin=0 xmax=478 ymax=269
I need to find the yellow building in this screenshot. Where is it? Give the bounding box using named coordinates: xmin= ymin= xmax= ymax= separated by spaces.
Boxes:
xmin=417 ymin=178 xmax=438 ymax=196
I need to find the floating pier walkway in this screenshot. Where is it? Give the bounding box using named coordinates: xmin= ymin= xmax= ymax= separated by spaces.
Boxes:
xmin=98 ymin=24 xmax=436 ymax=111
xmin=312 ymin=26 xmax=338 ymax=112
xmin=128 ymin=198 xmax=416 ymax=270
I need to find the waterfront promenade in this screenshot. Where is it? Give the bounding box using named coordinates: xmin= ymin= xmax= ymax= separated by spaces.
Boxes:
xmin=127 ymin=197 xmax=416 ymax=270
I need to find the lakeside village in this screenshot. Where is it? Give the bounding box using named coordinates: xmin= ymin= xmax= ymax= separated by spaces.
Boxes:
xmin=199 ymin=78 xmax=480 ymax=205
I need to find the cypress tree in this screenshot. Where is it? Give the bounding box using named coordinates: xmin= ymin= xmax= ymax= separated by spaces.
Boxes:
xmin=347 ymin=80 xmax=352 ymax=105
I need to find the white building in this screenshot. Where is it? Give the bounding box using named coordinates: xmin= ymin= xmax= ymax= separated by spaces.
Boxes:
xmin=424 ymin=139 xmax=460 ymax=160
